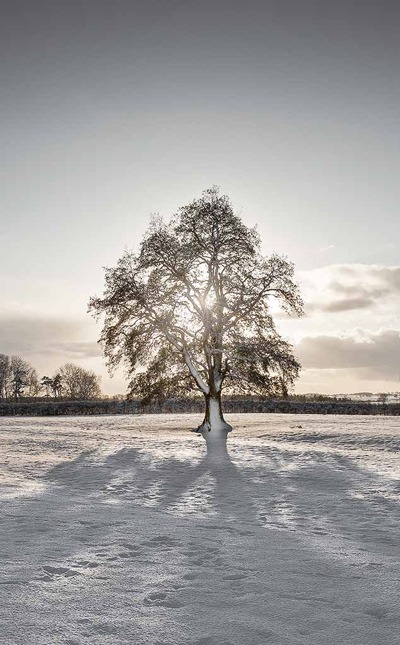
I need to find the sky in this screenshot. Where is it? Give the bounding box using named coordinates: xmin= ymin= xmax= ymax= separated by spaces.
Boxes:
xmin=1 ymin=0 xmax=399 ymax=395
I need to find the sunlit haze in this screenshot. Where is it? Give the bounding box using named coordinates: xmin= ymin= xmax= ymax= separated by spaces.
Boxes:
xmin=1 ymin=0 xmax=399 ymax=395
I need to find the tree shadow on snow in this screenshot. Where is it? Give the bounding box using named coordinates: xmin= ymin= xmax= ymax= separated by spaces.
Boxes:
xmin=2 ymin=435 xmax=400 ymax=573
xmin=41 ymin=441 xmax=260 ymax=530
xmin=37 ymin=436 xmax=400 ymax=556
xmin=2 ymin=432 xmax=400 ymax=645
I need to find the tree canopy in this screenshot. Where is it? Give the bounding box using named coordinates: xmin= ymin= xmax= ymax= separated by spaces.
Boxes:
xmin=90 ymin=187 xmax=303 ymax=444
xmin=58 ymin=363 xmax=101 ymax=400
xmin=0 ymin=354 xmax=39 ymax=400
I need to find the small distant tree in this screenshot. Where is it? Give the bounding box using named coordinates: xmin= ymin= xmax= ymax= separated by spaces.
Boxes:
xmin=0 ymin=355 xmax=39 ymax=399
xmin=52 ymin=373 xmax=63 ymax=398
xmin=78 ymin=368 xmax=101 ymax=400
xmin=25 ymin=367 xmax=40 ymax=397
xmin=0 ymin=354 xmax=11 ymax=399
xmin=41 ymin=376 xmax=53 ymax=397
xmin=89 ymin=187 xmax=303 ymax=451
xmin=9 ymin=356 xmax=32 ymax=401
xmin=58 ymin=363 xmax=101 ymax=400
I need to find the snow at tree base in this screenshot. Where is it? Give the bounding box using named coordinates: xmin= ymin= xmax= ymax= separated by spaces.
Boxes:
xmin=1 ymin=414 xmax=399 ymax=644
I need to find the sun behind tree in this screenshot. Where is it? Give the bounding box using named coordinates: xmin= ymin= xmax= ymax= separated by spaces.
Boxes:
xmin=89 ymin=187 xmax=303 ymax=451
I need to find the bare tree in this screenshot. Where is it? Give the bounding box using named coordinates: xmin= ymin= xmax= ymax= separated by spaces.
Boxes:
xmin=0 ymin=354 xmax=39 ymax=399
xmin=58 ymin=363 xmax=101 ymax=400
xmin=25 ymin=367 xmax=40 ymax=397
xmin=9 ymin=356 xmax=32 ymax=401
xmin=0 ymin=354 xmax=11 ymax=399
xmin=89 ymin=187 xmax=303 ymax=451
xmin=52 ymin=372 xmax=63 ymax=398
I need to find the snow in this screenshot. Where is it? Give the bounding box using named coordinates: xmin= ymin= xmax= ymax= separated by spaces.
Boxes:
xmin=183 ymin=349 xmax=209 ymax=394
xmin=1 ymin=413 xmax=399 ymax=644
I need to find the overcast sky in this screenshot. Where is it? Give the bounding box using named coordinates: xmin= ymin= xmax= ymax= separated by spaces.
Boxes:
xmin=1 ymin=0 xmax=399 ymax=394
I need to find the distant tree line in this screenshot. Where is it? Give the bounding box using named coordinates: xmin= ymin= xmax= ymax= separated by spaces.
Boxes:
xmin=1 ymin=395 xmax=399 ymax=417
xmin=133 ymin=397 xmax=400 ymax=416
xmin=0 ymin=354 xmax=101 ymax=402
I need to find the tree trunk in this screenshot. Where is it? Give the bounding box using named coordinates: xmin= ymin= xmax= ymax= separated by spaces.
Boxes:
xmin=193 ymin=392 xmax=232 ymax=454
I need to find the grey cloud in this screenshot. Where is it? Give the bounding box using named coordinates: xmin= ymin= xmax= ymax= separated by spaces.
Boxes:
xmin=296 ymin=329 xmax=400 ymax=381
xmin=0 ymin=315 xmax=100 ymax=359
xmin=322 ymin=296 xmax=374 ymax=313
xmin=327 ymin=281 xmax=390 ymax=299
xmin=306 ymin=265 xmax=400 ymax=314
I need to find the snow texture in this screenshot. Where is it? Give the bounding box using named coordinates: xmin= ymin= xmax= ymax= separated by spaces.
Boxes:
xmin=1 ymin=413 xmax=399 ymax=644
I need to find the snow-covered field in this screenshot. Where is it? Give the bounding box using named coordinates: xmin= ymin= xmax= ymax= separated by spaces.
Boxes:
xmin=1 ymin=413 xmax=399 ymax=645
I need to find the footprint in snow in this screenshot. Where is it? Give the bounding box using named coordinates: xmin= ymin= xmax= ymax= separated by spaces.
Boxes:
xmin=141 ymin=535 xmax=179 ymax=548
xmin=143 ymin=591 xmax=182 ymax=608
xmin=39 ymin=565 xmax=80 ymax=581
xmin=222 ymin=572 xmax=248 ymax=581
xmin=121 ymin=542 xmax=142 ymax=551
xmin=73 ymin=559 xmax=99 ymax=569
xmin=363 ymin=603 xmax=389 ymax=619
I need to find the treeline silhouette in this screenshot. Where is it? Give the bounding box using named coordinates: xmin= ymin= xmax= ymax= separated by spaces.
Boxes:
xmin=1 ymin=396 xmax=399 ymax=416
xmin=0 ymin=354 xmax=101 ymax=401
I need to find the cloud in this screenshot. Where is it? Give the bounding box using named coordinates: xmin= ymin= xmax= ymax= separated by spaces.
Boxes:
xmin=0 ymin=315 xmax=101 ymax=361
xmin=296 ymin=329 xmax=400 ymax=381
xmin=303 ymin=264 xmax=400 ymax=315
xmin=321 ymin=296 xmax=374 ymax=313
xmin=39 ymin=340 xmax=102 ymax=359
